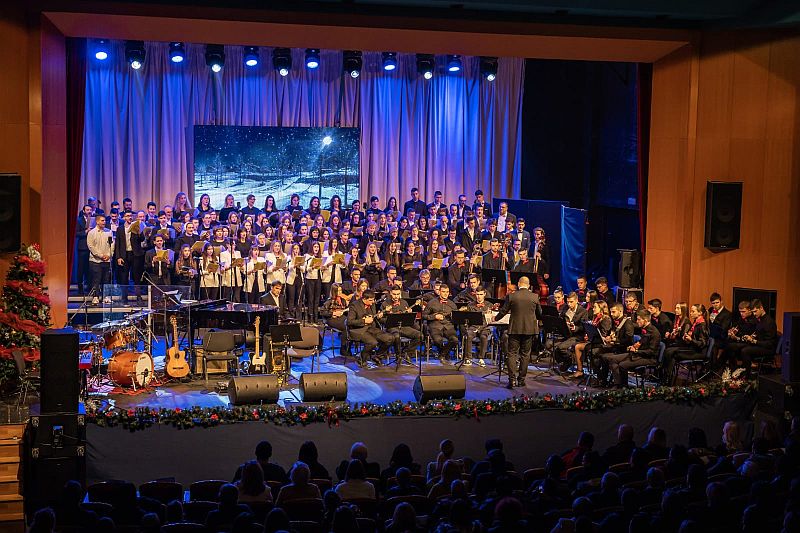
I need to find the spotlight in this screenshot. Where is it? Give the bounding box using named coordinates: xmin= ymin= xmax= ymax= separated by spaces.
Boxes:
xmin=343 ymin=50 xmax=362 ymax=79
xmin=322 ymin=135 xmax=333 ymax=146
xmin=272 ymin=48 xmax=291 ymax=76
xmin=93 ymin=39 xmax=109 ymax=61
xmin=447 ymin=55 xmax=462 ymax=73
xmin=480 ymin=56 xmax=498 ymax=81
xmin=305 ymin=48 xmax=320 ymax=69
xmin=382 ymin=52 xmax=397 ymax=72
xmin=169 ymin=42 xmax=185 ymax=63
xmin=125 ymin=40 xmax=145 ymax=70
xmin=205 ymin=44 xmax=225 ymax=73
xmin=244 ymin=46 xmax=259 ymax=67
xmin=416 ymin=53 xmax=434 ymax=80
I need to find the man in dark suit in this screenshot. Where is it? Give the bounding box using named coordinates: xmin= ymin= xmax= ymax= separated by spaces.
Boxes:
xmin=346 ymin=290 xmax=394 ymax=366
xmin=458 ymin=216 xmax=481 ymax=253
xmin=554 ymin=292 xmax=589 ymax=368
xmin=513 ymin=218 xmax=532 ymax=252
xmin=113 ymin=211 xmax=136 ymax=304
xmin=144 ymin=234 xmax=173 ymax=286
xmin=75 ymin=205 xmax=93 ymax=295
xmin=472 ymin=189 xmax=492 ymax=217
xmin=709 ymin=292 xmax=733 ymax=340
xmin=604 ymin=310 xmax=662 ymax=387
xmin=494 ymin=276 xmax=542 ymax=388
xmin=403 ymin=188 xmax=427 ymax=218
xmin=261 ymin=280 xmax=289 ymax=322
xmin=727 ymin=299 xmax=778 ymax=374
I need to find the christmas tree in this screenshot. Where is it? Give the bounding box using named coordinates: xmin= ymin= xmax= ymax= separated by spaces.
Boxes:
xmin=0 ymin=244 xmax=51 ymax=389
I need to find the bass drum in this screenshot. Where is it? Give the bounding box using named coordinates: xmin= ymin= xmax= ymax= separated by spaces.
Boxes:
xmin=108 ymin=351 xmax=154 ymax=387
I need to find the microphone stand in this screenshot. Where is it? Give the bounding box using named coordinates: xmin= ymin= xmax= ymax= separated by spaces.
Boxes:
xmin=297 ymin=257 xmax=310 ymax=325
xmin=142 ymin=271 xmax=169 ymax=356
xmin=67 ymin=286 xmax=97 ymax=330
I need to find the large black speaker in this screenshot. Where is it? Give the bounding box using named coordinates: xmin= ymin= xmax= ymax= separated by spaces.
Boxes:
xmin=299 ymin=372 xmax=348 ymax=402
xmin=704 ymin=181 xmax=742 ymax=251
xmin=782 ymin=313 xmax=800 ymax=383
xmin=40 ymin=328 xmax=80 ymax=414
xmin=228 ymin=375 xmax=280 ymax=405
xmin=0 ymin=174 xmax=21 ymax=253
xmin=413 ymin=374 xmax=466 ymax=404
xmin=758 ymin=374 xmax=800 ymax=418
xmin=617 ymin=249 xmax=641 ymax=289
xmin=732 ymin=287 xmax=778 ymax=320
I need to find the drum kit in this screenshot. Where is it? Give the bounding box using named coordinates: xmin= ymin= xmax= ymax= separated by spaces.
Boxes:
xmin=82 ymin=311 xmax=156 ymax=391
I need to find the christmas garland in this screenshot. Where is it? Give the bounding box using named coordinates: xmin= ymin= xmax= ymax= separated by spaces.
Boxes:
xmin=87 ymin=379 xmax=754 ymax=432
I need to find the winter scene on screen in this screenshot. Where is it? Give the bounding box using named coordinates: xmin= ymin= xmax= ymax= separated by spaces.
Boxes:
xmin=193 ymin=126 xmax=360 ymax=209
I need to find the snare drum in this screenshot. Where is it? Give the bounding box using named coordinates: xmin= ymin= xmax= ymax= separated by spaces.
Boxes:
xmin=108 ymin=351 xmax=154 ymax=387
xmin=103 ymin=327 xmax=135 ymax=350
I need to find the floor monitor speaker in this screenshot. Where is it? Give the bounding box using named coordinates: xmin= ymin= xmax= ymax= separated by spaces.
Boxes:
xmin=413 ymin=374 xmax=466 ymax=404
xmin=228 ymin=375 xmax=280 ymax=405
xmin=299 ymin=372 xmax=348 ymax=402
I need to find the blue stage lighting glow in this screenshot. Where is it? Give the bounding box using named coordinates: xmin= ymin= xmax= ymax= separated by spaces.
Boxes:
xmin=322 ymin=135 xmax=333 ymax=146
xmin=244 ymin=46 xmax=259 ymax=67
xmin=279 ymin=67 xmax=290 ymax=77
xmin=169 ymin=42 xmax=185 ymax=63
xmin=95 ymin=50 xmax=108 ymax=61
xmin=305 ymin=48 xmax=320 ymax=69
xmin=94 ymin=39 xmax=109 ymax=61
xmin=382 ymin=52 xmax=397 ymax=72
xmin=423 ymin=71 xmax=433 ymax=80
xmin=447 ymin=55 xmax=462 ymax=73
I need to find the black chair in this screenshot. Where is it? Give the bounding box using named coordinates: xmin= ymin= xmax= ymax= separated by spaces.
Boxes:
xmin=675 ymin=337 xmax=716 ymax=383
xmin=200 ymin=330 xmax=242 ymax=384
xmin=632 ymin=342 xmax=666 ymax=388
xmin=188 ymin=480 xmax=227 ymax=502
xmin=183 ymin=500 xmax=218 ymax=523
xmin=160 ymin=523 xmax=207 ymax=532
xmin=139 ymin=480 xmax=183 ymax=505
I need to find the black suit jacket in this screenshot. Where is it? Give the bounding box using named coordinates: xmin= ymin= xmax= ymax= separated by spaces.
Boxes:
xmin=261 ymin=291 xmax=286 ymax=309
xmin=710 ymin=307 xmax=733 ymax=332
xmin=754 ymin=314 xmax=779 ymax=351
xmin=403 ymin=199 xmax=427 ymax=218
xmin=636 ymin=323 xmax=662 ymax=358
xmin=560 ymin=305 xmax=589 ymax=337
xmin=494 ymin=288 xmax=541 ymax=335
xmin=76 ymin=214 xmax=91 ymax=251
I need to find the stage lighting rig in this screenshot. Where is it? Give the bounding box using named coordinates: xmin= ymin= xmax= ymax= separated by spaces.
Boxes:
xmin=272 ymin=48 xmax=291 ymax=76
xmin=169 ymin=42 xmax=185 ymax=63
xmin=416 ymin=54 xmax=434 ymax=80
xmin=244 ymin=46 xmax=259 ymax=67
xmin=205 ymin=44 xmax=225 ymax=73
xmin=447 ymin=55 xmax=462 ymax=73
xmin=125 ymin=41 xmax=146 ymax=70
xmin=343 ymin=50 xmax=362 ymax=79
xmin=305 ymin=48 xmax=320 ymax=69
xmin=93 ymin=39 xmax=109 ymax=61
xmin=382 ymin=52 xmax=397 ymax=71
xmin=480 ymin=56 xmax=498 ymax=81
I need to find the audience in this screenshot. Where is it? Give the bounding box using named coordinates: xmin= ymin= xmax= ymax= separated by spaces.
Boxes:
xmin=334 ymin=459 xmax=377 ymax=500
xmin=275 ymin=461 xmax=322 ymax=506
xmin=234 ymin=460 xmax=273 ymax=504
xmin=234 ymin=440 xmax=287 ymax=484
xmin=335 ymin=441 xmax=381 ymax=481
xmin=298 ymin=440 xmax=331 ymax=480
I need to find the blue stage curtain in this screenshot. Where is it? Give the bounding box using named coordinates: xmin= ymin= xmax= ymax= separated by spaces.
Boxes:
xmin=560 ymin=206 xmax=587 ymax=293
xmin=79 ymin=42 xmax=524 ymax=210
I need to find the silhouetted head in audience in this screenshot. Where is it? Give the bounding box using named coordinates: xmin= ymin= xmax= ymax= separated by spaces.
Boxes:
xmin=628 ymin=513 xmax=651 ymax=533
xmin=264 ymin=507 xmax=290 ymax=533
xmin=686 ymin=464 xmax=707 ymax=491
xmin=29 ymin=508 xmax=55 ymax=533
xmin=96 ymin=517 xmax=115 ymax=533
xmin=742 ymin=504 xmax=766 ymax=533
xmin=687 ymin=427 xmax=709 ymax=450
xmin=485 ymin=438 xmax=504 ymax=454
xmin=647 ymin=427 xmax=667 ymax=449
xmin=678 ymin=520 xmax=701 ymax=533
xmin=572 ymin=496 xmax=593 ymax=519
xmin=439 ymin=439 xmax=455 ymax=458
xmin=395 ymin=466 xmax=412 ymax=488
xmin=60 ymin=480 xmax=84 ymax=508
xmin=617 ymin=423 xmax=634 ymax=443
xmin=488 ymin=448 xmax=507 ymax=474
xmin=165 ymin=500 xmax=183 ymax=523
xmin=289 ymin=461 xmax=310 ymax=485
xmin=494 ymin=496 xmax=524 ymax=526
xmin=544 ymin=454 xmax=566 ymax=479
xmin=389 ymin=443 xmax=414 ymax=469
xmin=140 ymin=512 xmax=161 ymax=533
xmin=390 ymin=502 xmax=417 ymax=530
xmin=349 ymin=441 xmax=369 ymax=461
xmin=298 ymin=440 xmax=319 ymax=465
xmin=231 ymin=512 xmax=256 ymax=533
xmin=630 ymin=448 xmax=650 ymax=471
xmin=331 ymin=505 xmax=358 ymax=533
xmin=344 ymin=459 xmax=367 ymax=481
xmin=448 ymin=498 xmax=472 ymax=528
xmin=218 ymin=483 xmax=240 ymax=507
xmin=441 ymin=460 xmax=462 ymax=485
xmin=256 ymin=440 xmax=274 ymax=462
xmin=661 ymin=489 xmax=687 ymax=524
xmin=577 ymin=431 xmax=595 ymax=451
xmin=647 ymin=466 xmax=665 ymax=489
xmin=239 ymin=460 xmax=266 ymax=497
xmin=621 ymin=488 xmax=639 ymax=515
xmin=706 ymin=481 xmax=730 ymax=508
xmin=322 ymin=489 xmax=341 ymax=512
xmin=600 ymin=472 xmax=620 ymax=494
xmin=668 ymin=444 xmax=690 ymax=476
xmin=582 ymin=451 xmax=605 ymax=477
xmin=450 ymin=479 xmax=468 ymax=499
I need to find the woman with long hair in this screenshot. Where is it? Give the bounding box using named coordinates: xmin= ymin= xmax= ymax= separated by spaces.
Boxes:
xmin=263 ymin=195 xmax=277 ymax=214
xmin=425 ymin=228 xmax=446 ymax=282
xmin=329 ymin=195 xmax=342 ymax=213
xmin=285 ymin=243 xmax=302 ymax=319
xmin=361 ymin=241 xmax=383 ymax=288
xmin=174 ymin=244 xmax=197 ymax=296
xmin=307 ymin=196 xmax=322 ymax=216
xmin=286 ymin=193 xmax=302 ymax=213
xmin=193 ymin=193 xmax=212 ymax=218
xmin=384 ymin=196 xmax=400 ymax=220
xmin=400 ymin=240 xmax=425 ymax=287
xmin=664 ymin=303 xmax=709 ymax=384
xmin=321 ymin=237 xmax=344 ymax=298
xmin=242 ymin=246 xmax=267 ymax=304
xmin=328 ymin=213 xmax=342 ymax=235
xmin=571 ymin=300 xmax=612 ymax=379
xmin=234 ymin=460 xmax=272 ymax=504
xmin=241 ymin=219 xmax=254 ymax=239
xmin=664 ymin=302 xmax=691 ymax=345
xmin=172 ymin=192 xmax=190 ymax=221
xmin=416 ymin=216 xmax=429 ymax=234
xmin=264 ymin=240 xmax=288 ymax=286
xmin=234 ymin=228 xmax=251 ymax=258
xmin=219 ymin=240 xmax=243 ymax=302
xmin=198 ymin=242 xmax=219 ymax=300
xmin=301 ymin=241 xmax=324 ymax=324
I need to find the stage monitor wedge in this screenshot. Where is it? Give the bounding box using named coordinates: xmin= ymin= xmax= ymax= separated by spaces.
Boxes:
xmin=300 ymin=372 xmax=348 ymax=402
xmin=228 ymin=375 xmax=280 ymax=405
xmin=705 ymin=181 xmax=742 ymax=252
xmin=0 ymin=174 xmax=21 ymax=253
xmin=413 ymin=374 xmax=466 ymax=404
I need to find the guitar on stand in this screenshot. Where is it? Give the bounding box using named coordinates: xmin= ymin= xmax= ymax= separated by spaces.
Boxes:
xmin=166 ymin=316 xmax=190 ymax=379
xmin=250 ymin=316 xmax=268 ymax=373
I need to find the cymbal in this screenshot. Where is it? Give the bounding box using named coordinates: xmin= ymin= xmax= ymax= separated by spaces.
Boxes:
xmin=127 ymin=309 xmax=153 ymax=321
xmin=92 ymin=319 xmax=130 ymax=330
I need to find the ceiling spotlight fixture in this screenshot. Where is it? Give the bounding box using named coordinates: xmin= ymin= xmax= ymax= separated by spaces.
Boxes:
xmin=416 ymin=53 xmax=434 ymax=80
xmin=205 ymin=44 xmax=225 ymax=73
xmin=244 ymin=46 xmax=259 ymax=67
xmin=447 ymin=55 xmax=462 ymax=73
xmin=382 ymin=52 xmax=397 ymax=72
xmin=305 ymin=48 xmax=320 ymax=69
xmin=272 ymin=48 xmax=291 ymax=77
xmin=125 ymin=40 xmax=146 ymax=70
xmin=169 ymin=42 xmax=185 ymax=63
xmin=93 ymin=39 xmax=109 ymax=61
xmin=480 ymin=56 xmax=498 ymax=81
xmin=343 ymin=50 xmax=362 ymax=79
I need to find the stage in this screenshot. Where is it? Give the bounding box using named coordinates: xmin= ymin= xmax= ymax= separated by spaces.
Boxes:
xmin=76 ymin=339 xmax=758 ymax=486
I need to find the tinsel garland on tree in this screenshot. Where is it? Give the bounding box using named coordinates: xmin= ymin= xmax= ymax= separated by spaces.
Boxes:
xmin=87 ymin=379 xmax=754 ymax=432
xmin=0 ymin=244 xmax=51 ymax=389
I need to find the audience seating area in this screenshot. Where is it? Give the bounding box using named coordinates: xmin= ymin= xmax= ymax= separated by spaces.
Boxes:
xmin=26 ymin=419 xmax=800 ymax=533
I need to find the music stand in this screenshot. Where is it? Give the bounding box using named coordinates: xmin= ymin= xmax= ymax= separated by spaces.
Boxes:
xmin=383 ymin=312 xmax=418 ymax=372
xmin=452 ymin=311 xmax=483 ymax=370
xmin=407 ymin=289 xmax=434 ymax=299
xmin=532 ymin=314 xmax=572 ymax=382
xmin=481 ymin=268 xmax=507 ymax=299
xmin=541 ymin=305 xmax=560 ymax=317
xmin=508 ymin=271 xmax=531 ymax=286
xmin=269 ymin=323 xmax=302 ymax=393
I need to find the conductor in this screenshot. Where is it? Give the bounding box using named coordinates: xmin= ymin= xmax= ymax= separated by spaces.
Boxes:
xmin=494 ymin=276 xmax=542 ymax=389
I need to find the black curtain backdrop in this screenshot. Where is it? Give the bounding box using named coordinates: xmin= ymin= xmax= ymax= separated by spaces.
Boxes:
xmin=521 ymin=59 xmax=641 ymax=286
xmin=87 ymin=395 xmax=754 ymax=486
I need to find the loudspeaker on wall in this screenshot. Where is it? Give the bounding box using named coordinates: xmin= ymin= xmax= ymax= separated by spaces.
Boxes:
xmin=0 ymin=174 xmax=21 ymax=253
xmin=705 ymin=181 xmax=742 ymax=251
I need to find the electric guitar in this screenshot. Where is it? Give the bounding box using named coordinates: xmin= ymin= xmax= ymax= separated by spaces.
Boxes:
xmin=250 ymin=316 xmax=267 ymax=373
xmin=165 ymin=316 xmax=189 ymax=378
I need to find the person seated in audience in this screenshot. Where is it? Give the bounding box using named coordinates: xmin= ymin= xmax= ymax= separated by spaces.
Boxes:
xmin=275 ymin=461 xmax=322 ymax=506
xmin=29 ymin=508 xmax=56 ymax=533
xmin=639 ymin=466 xmax=666 ymax=506
xmin=336 ymin=441 xmax=381 ymax=481
xmin=234 ymin=460 xmax=273 ymax=504
xmin=641 ymin=427 xmax=669 ymax=462
xmin=603 ymin=423 xmax=636 ymax=466
xmin=488 ymin=496 xmax=527 ymax=533
xmin=562 ymin=431 xmax=595 ymax=470
xmin=335 ymin=459 xmax=377 ymax=500
xmin=386 ymin=502 xmax=420 ymax=533
xmin=298 ymin=440 xmax=330 ymax=480
xmin=380 ymin=443 xmax=422 ymax=491
xmin=205 ymin=483 xmax=251 ymax=532
xmin=619 ymin=448 xmax=651 ymax=484
xmin=427 ymin=438 xmax=458 ymax=484
xmin=471 ymin=438 xmax=515 ymax=479
xmin=330 ymin=504 xmax=360 ymax=533
xmin=686 ymin=427 xmax=715 ymax=465
xmin=140 ymin=512 xmax=161 ymax=533
xmin=677 ymin=464 xmax=708 ymax=504
xmin=164 ymin=500 xmax=183 ymax=525
xmin=54 ymin=480 xmax=97 ymax=530
xmin=263 ymin=507 xmax=291 ymax=533
xmin=386 ymin=467 xmax=424 ymax=499
xmin=428 ymin=460 xmax=464 ymax=501
xmin=234 ymin=440 xmax=287 ymax=484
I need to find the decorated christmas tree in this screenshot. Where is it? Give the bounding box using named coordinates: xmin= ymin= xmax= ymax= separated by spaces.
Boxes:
xmin=0 ymin=244 xmax=51 ymax=390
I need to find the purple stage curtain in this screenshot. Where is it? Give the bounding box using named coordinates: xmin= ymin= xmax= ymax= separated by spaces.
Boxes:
xmin=80 ymin=43 xmax=524 ymax=210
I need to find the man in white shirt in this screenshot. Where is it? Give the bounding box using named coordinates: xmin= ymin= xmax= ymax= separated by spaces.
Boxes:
xmin=87 ymin=214 xmax=113 ymax=305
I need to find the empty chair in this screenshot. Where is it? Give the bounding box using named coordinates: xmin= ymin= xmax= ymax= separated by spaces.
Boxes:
xmin=288 ymin=325 xmax=322 ymax=372
xmin=182 ymin=500 xmax=218 ymax=524
xmin=189 ymin=480 xmax=227 ymax=502
xmin=200 ymin=330 xmax=242 ymax=384
xmin=139 ymin=480 xmax=183 ymax=505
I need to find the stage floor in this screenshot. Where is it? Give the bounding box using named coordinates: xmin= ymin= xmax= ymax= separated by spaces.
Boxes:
xmin=87 ymin=336 xmax=596 ymax=411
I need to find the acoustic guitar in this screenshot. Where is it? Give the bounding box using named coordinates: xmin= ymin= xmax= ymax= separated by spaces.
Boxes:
xmin=165 ymin=316 xmax=190 ymax=378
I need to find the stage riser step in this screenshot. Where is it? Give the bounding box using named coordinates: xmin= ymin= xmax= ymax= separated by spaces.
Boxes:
xmin=0 ymin=517 xmax=24 ymax=531
xmin=0 ymin=428 xmax=23 ymax=442
xmin=0 ymin=446 xmax=19 ymax=460
xmin=0 ymin=464 xmax=20 ymax=479
xmin=0 ymin=482 xmax=20 ymax=497
xmin=0 ymin=499 xmax=23 ymax=516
